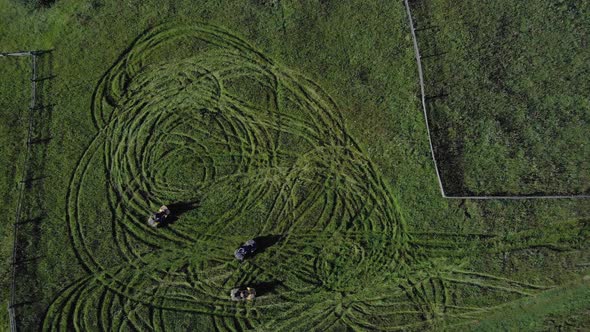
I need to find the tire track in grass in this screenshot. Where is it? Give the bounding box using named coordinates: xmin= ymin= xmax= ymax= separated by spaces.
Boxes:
xmin=49 ymin=22 xmax=558 ymax=331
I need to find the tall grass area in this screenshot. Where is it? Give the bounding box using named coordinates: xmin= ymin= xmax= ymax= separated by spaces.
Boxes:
xmin=0 ymin=0 xmax=588 ymax=330
xmin=415 ymin=0 xmax=590 ymax=195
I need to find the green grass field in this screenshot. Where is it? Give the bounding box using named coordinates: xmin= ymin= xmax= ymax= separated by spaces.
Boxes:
xmin=1 ymin=0 xmax=589 ymax=331
xmin=415 ymin=0 xmax=590 ymax=195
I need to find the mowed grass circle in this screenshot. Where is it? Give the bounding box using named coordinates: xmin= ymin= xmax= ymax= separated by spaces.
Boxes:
xmin=50 ymin=23 xmax=551 ymax=331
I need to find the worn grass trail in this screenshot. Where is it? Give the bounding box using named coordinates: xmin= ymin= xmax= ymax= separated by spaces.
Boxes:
xmin=45 ymin=24 xmax=553 ymax=331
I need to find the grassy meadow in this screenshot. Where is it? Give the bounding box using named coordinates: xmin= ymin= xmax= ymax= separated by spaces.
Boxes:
xmin=415 ymin=0 xmax=590 ymax=195
xmin=0 ymin=0 xmax=588 ymax=330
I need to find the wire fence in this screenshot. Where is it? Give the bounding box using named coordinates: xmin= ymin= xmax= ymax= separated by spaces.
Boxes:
xmin=402 ymin=0 xmax=590 ymax=200
xmin=0 ymin=51 xmax=35 ymax=58
xmin=2 ymin=49 xmax=51 ymax=332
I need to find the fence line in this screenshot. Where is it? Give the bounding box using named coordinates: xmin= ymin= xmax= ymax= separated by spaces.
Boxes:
xmin=3 ymin=50 xmax=48 ymax=332
xmin=402 ymin=0 xmax=590 ymax=200
xmin=402 ymin=0 xmax=446 ymax=197
xmin=0 ymin=52 xmax=30 ymax=58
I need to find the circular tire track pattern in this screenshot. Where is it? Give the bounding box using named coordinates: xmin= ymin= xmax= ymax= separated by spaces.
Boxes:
xmin=44 ymin=24 xmax=549 ymax=331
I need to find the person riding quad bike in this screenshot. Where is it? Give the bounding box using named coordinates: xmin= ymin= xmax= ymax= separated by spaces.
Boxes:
xmin=234 ymin=239 xmax=257 ymax=261
xmin=148 ymin=205 xmax=170 ymax=227
xmin=230 ymin=287 xmax=256 ymax=301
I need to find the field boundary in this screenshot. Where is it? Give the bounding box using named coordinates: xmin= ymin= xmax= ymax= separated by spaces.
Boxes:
xmin=402 ymin=0 xmax=590 ymax=200
xmin=1 ymin=49 xmax=51 ymax=332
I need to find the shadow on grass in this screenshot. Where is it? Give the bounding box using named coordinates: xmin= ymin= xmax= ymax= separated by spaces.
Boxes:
xmin=251 ymin=280 xmax=281 ymax=296
xmin=253 ymin=235 xmax=282 ymax=255
xmin=168 ymin=200 xmax=200 ymax=216
xmin=165 ymin=200 xmax=200 ymax=225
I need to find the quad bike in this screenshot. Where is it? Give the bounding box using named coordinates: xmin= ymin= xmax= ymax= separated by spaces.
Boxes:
xmin=234 ymin=239 xmax=257 ymax=261
xmin=147 ymin=205 xmax=170 ymax=227
xmin=230 ymin=287 xmax=256 ymax=301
